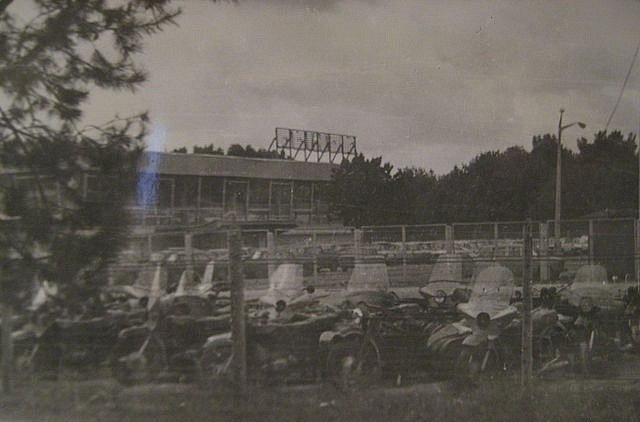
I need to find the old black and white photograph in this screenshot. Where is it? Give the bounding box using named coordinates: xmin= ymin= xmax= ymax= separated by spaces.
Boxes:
xmin=3 ymin=0 xmax=640 ymax=421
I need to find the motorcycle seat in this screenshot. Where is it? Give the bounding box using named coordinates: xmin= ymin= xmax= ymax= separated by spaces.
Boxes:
xmin=558 ymin=313 xmax=573 ymax=323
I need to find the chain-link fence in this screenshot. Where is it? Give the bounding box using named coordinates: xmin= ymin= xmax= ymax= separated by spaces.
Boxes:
xmin=111 ymin=218 xmax=640 ymax=291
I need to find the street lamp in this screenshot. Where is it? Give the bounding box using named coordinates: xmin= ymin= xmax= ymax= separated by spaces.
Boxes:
xmin=554 ymin=108 xmax=586 ymax=252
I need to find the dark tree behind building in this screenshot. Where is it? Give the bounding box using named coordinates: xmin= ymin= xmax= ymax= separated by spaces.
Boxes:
xmin=226 ymin=143 xmax=284 ymax=159
xmin=326 ymin=153 xmax=395 ymax=227
xmin=327 ymin=131 xmax=639 ymax=226
xmin=0 ymin=0 xmax=180 ymax=307
xmin=573 ymin=131 xmax=638 ymax=216
xmin=194 ymin=143 xmax=225 ymax=155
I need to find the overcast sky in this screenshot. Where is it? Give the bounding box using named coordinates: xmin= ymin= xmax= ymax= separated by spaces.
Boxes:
xmin=84 ymin=0 xmax=640 ymax=174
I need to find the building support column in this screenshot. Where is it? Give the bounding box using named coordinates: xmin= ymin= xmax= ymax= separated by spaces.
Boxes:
xmin=267 ymin=231 xmax=276 ymax=279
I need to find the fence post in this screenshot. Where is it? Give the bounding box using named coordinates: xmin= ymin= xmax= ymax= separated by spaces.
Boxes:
xmin=184 ymin=232 xmax=194 ymax=286
xmin=228 ymin=229 xmax=246 ymax=394
xmin=312 ymin=230 xmax=318 ymax=287
xmin=444 ymin=225 xmax=454 ymax=254
xmin=539 ymin=222 xmax=549 ymax=282
xmin=521 ymin=222 xmax=533 ymax=394
xmin=354 ymin=229 xmax=363 ymax=264
xmin=401 ymin=226 xmax=407 ymax=283
xmin=107 ymin=265 xmax=115 ymax=286
xmin=636 ymin=220 xmax=640 ymax=283
xmin=267 ymin=231 xmax=276 ymax=278
xmin=146 ymin=234 xmax=151 ymax=257
xmin=1 ymin=261 xmax=12 ymax=394
xmin=589 ymin=219 xmax=595 ymax=265
xmin=1 ymin=265 xmax=12 ymax=394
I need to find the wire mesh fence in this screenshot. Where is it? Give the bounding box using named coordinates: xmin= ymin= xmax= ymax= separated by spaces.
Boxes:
xmin=110 ymin=218 xmax=640 ymax=291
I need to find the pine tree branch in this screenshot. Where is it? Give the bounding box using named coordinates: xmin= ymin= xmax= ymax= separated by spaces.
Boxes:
xmin=0 ymin=0 xmax=13 ymax=16
xmin=0 ymin=106 xmax=53 ymax=211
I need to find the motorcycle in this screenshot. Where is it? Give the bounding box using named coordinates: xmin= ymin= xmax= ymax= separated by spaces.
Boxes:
xmin=554 ymin=264 xmax=625 ymax=375
xmin=200 ymin=299 xmax=339 ymax=385
xmin=111 ymin=293 xmax=230 ymax=384
xmin=418 ymin=252 xmax=473 ymax=314
xmin=453 ymin=265 xmax=519 ymax=382
xmin=320 ymin=290 xmax=430 ymax=388
xmin=427 ymin=265 xmax=556 ymax=384
xmin=622 ymin=286 xmax=640 ymax=348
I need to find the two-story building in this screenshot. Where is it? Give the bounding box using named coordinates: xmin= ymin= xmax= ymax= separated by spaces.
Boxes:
xmin=117 ymin=151 xmax=337 ymax=229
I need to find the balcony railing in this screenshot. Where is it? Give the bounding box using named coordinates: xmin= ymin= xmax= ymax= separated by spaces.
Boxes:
xmin=127 ymin=204 xmax=324 ymax=227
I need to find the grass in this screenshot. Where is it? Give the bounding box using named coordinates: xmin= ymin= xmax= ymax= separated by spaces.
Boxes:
xmin=1 ymin=375 xmax=640 ymax=422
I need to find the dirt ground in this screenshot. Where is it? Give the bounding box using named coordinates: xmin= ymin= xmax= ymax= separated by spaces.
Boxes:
xmin=3 ymin=361 xmax=640 ymax=422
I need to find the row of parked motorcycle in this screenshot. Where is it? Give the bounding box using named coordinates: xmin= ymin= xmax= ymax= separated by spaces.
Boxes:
xmin=9 ymin=252 xmax=640 ymax=388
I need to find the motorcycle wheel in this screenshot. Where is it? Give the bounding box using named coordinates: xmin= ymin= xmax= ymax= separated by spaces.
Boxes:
xmin=454 ymin=347 xmax=477 ymax=384
xmin=578 ymin=329 xmax=596 ymax=375
xmin=200 ymin=344 xmax=233 ymax=378
xmin=111 ymin=334 xmax=167 ymax=385
xmin=454 ymin=345 xmax=501 ymax=386
xmin=630 ymin=319 xmax=640 ymax=345
xmin=535 ymin=327 xmax=562 ymax=370
xmin=326 ymin=339 xmax=381 ymax=390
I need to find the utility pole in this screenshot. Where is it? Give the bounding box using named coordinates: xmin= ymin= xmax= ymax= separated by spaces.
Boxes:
xmin=554 ymin=109 xmax=564 ymax=252
xmin=637 ymin=115 xmax=640 ymax=281
xmin=521 ymin=222 xmax=533 ymax=394
xmin=554 ymin=109 xmax=586 ymax=253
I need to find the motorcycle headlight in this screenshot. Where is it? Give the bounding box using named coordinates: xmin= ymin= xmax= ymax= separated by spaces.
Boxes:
xmin=476 ymin=312 xmax=491 ymax=330
xmin=275 ymin=300 xmax=287 ymax=313
xmin=579 ymin=297 xmax=594 ymax=313
xmin=352 ymin=307 xmax=364 ymax=324
xmin=434 ymin=290 xmax=447 ymax=305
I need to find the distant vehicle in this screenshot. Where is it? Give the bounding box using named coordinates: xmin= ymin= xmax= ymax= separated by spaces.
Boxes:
xmin=476 ymin=244 xmax=563 ymax=281
xmin=290 ymin=246 xmax=340 ymax=275
xmin=374 ymin=242 xmax=404 ymax=266
xmin=562 ymin=264 xmax=633 ymax=312
xmin=404 ymin=242 xmax=445 ymax=265
xmin=375 ymin=241 xmax=445 ymax=266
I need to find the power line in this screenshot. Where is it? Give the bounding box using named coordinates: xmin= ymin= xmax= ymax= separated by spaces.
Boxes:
xmin=605 ymin=37 xmax=640 ymax=131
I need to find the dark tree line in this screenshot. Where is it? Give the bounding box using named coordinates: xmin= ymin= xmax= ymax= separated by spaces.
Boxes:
xmin=327 ymin=131 xmax=638 ymax=227
xmin=172 ymin=143 xmax=286 ymax=159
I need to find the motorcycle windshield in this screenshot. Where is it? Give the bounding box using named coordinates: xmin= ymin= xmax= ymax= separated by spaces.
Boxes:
xmin=566 ymin=264 xmax=619 ymax=309
xmin=428 ymin=253 xmax=473 ymax=283
xmin=573 ymin=265 xmax=608 ymax=284
xmin=260 ymin=263 xmax=305 ymax=305
xmin=347 ymin=261 xmax=390 ymax=292
xmin=422 ymin=253 xmax=473 ymax=296
xmin=458 ymin=265 xmax=516 ymax=319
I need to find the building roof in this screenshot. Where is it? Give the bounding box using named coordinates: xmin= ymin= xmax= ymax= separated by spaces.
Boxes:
xmin=139 ymin=151 xmax=336 ymax=182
